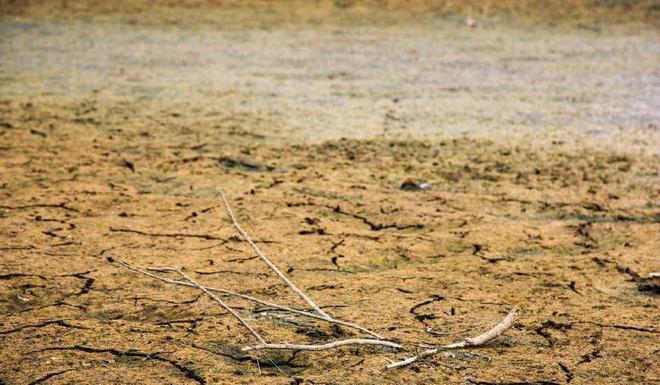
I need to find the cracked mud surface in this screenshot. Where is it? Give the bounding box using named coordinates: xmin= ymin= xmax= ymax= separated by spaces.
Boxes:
xmin=1 ymin=3 xmax=659 ymax=385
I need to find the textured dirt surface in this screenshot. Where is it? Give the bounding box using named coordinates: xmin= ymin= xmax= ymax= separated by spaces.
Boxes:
xmin=1 ymin=3 xmax=659 ymax=385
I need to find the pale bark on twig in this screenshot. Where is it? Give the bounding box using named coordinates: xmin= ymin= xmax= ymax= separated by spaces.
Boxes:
xmin=219 ymin=191 xmax=330 ymax=319
xmin=386 ymin=308 xmax=518 ymax=368
xmin=243 ymin=338 xmax=402 ymax=352
xmin=112 ymin=258 xmax=384 ymax=339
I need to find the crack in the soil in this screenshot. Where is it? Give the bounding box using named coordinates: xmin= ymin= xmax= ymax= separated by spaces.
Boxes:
xmin=534 ymin=320 xmax=572 ymax=348
xmin=109 ymin=227 xmax=229 ymax=241
xmin=292 ymin=267 xmax=354 ymax=274
xmin=330 ymin=204 xmax=424 ymax=231
xmin=42 ymin=229 xmax=67 ymax=239
xmin=109 ymin=227 xmax=277 ymax=244
xmin=27 ymin=369 xmax=76 ymax=385
xmin=194 ymin=269 xmax=269 ymax=277
xmin=8 ymin=300 xmax=86 ymax=315
xmin=591 ymin=257 xmax=658 ymax=295
xmin=191 ymin=343 xmax=309 ymax=369
xmin=577 ymin=348 xmax=603 ymax=365
xmin=156 ymin=317 xmax=203 ymax=331
xmin=330 ymin=253 xmax=345 ymax=269
xmin=225 ymin=255 xmax=259 ymax=263
xmin=0 ymin=202 xmax=79 ymax=212
xmin=558 ymin=362 xmax=574 ymax=383
xmin=286 ymin=201 xmax=423 ymax=231
xmin=329 ymin=238 xmax=345 ymax=252
xmin=0 ymin=245 xmax=36 ymax=251
xmin=467 ymin=381 xmax=561 ymax=385
xmin=0 ymin=272 xmax=47 ymax=280
xmin=408 ymin=294 xmax=506 ymax=328
xmin=576 ymin=321 xmax=657 ymax=334
xmin=31 ymin=345 xmax=206 ymax=384
xmin=62 ymin=272 xmax=95 ymax=296
xmin=0 ymin=319 xmax=89 ymax=335
xmin=183 ymin=205 xmax=219 ymax=221
xmin=572 ymin=221 xmax=597 ymax=250
xmin=409 ymin=295 xmax=445 ymax=326
xmin=129 ymin=293 xmax=202 ymax=306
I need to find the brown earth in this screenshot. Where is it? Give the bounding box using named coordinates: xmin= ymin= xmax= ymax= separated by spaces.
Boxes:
xmin=1 ymin=3 xmax=659 ymax=385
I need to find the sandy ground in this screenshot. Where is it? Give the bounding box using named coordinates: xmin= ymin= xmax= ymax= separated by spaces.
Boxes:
xmin=1 ymin=4 xmax=659 ymax=385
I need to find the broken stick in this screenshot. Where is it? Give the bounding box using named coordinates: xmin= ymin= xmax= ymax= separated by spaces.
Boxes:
xmin=386 ymin=308 xmax=518 ymax=368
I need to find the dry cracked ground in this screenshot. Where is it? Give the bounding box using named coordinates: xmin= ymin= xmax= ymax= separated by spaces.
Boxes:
xmin=0 ymin=4 xmax=659 ymax=385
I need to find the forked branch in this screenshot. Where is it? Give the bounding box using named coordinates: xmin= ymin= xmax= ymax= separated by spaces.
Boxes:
xmin=111 ymin=258 xmax=384 ymax=339
xmin=110 ymin=259 xmax=400 ymax=352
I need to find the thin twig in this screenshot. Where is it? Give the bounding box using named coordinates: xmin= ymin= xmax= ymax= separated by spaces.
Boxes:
xmin=174 ymin=267 xmax=266 ymax=344
xmin=111 ymin=258 xmax=384 ymax=339
xmin=111 ymin=259 xmax=401 ymax=352
xmin=386 ymin=308 xmax=518 ymax=368
xmin=219 ymin=192 xmax=330 ymax=319
xmin=243 ymin=338 xmax=402 ymax=352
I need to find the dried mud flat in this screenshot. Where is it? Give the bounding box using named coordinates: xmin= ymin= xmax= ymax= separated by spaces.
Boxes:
xmin=1 ymin=5 xmax=659 ymax=385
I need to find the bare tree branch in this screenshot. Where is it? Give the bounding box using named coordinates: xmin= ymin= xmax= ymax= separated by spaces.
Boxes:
xmin=111 ymin=258 xmax=384 ymax=339
xmin=108 ymin=194 xmax=520 ymax=368
xmin=110 ymin=259 xmax=401 ymax=353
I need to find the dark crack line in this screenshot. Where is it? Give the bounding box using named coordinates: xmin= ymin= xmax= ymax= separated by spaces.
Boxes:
xmin=32 ymin=345 xmax=205 ymax=384
xmin=534 ymin=320 xmax=572 ymax=348
xmin=409 ymin=295 xmax=445 ymax=326
xmin=27 ymin=369 xmax=76 ymax=385
xmin=577 ymin=321 xmax=657 ymax=333
xmin=0 ymin=320 xmax=88 ymax=335
xmin=293 ymin=267 xmax=354 ymax=274
xmin=129 ymin=293 xmax=203 ymax=306
xmin=70 ymin=273 xmax=95 ymax=295
xmin=330 ymin=254 xmax=344 ymax=269
xmin=468 ymin=381 xmax=561 ymax=385
xmin=329 ymin=238 xmax=345 ymax=252
xmin=156 ymin=317 xmax=203 ymax=328
xmin=9 ymin=300 xmax=86 ymax=315
xmin=225 ymin=255 xmax=259 ymax=263
xmin=409 ymin=294 xmax=505 ymax=328
xmin=577 ymin=348 xmax=603 ymax=365
xmin=194 ymin=269 xmax=269 ymax=277
xmin=558 ymin=362 xmax=574 ymax=383
xmin=190 ymin=344 xmax=309 ymax=369
xmin=0 ymin=203 xmax=78 ymax=212
xmin=42 ymin=230 xmax=67 ymax=240
xmin=0 ymin=245 xmax=35 ymax=251
xmin=0 ymin=272 xmax=47 ymax=280
xmin=109 ymin=227 xmax=277 ymax=244
xmin=184 ymin=205 xmax=220 ymax=221
xmin=330 ymin=204 xmax=424 ymax=231
xmin=337 ymin=232 xmax=382 ymax=241
xmin=109 ymin=227 xmax=228 ymax=241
